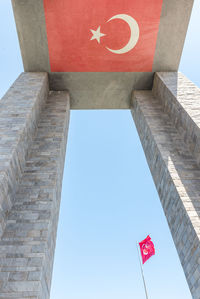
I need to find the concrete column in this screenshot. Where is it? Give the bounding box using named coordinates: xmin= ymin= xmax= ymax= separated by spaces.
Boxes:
xmin=131 ymin=72 xmax=200 ymax=298
xmin=0 ymin=74 xmax=70 ymax=298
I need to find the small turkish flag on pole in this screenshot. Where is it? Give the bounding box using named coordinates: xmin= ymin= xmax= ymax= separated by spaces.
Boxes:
xmin=139 ymin=235 xmax=155 ymax=264
xmin=136 ymin=236 xmax=155 ymax=299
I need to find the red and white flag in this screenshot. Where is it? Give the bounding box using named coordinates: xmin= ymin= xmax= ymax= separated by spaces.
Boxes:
xmin=43 ymin=0 xmax=163 ymax=72
xmin=139 ymin=235 xmax=155 ymax=264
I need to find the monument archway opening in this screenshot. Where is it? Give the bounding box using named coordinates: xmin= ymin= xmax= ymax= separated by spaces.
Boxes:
xmin=50 ymin=109 xmax=192 ymax=298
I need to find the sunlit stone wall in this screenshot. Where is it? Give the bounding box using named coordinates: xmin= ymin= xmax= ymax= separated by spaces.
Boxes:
xmin=132 ymin=72 xmax=200 ymax=299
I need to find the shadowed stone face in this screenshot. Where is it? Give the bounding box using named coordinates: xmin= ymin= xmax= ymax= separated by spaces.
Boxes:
xmin=0 ymin=74 xmax=70 ymax=298
xmin=0 ymin=73 xmax=48 ymax=240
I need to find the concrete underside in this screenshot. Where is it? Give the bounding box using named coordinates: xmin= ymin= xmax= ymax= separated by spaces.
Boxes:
xmin=12 ymin=0 xmax=194 ymax=109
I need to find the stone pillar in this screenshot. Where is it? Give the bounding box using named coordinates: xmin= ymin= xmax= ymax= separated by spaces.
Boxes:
xmin=0 ymin=74 xmax=70 ymax=298
xmin=0 ymin=72 xmax=48 ymax=237
xmin=131 ymin=72 xmax=200 ymax=299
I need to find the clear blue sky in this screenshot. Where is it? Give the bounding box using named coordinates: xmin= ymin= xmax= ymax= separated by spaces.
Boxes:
xmin=0 ymin=1 xmax=200 ymax=298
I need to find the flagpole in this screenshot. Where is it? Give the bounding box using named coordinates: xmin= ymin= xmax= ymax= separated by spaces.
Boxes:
xmin=136 ymin=242 xmax=149 ymax=299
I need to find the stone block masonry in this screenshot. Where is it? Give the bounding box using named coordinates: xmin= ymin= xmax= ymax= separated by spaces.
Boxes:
xmin=1 ymin=70 xmax=200 ymax=298
xmin=0 ymin=73 xmax=48 ymax=239
xmin=132 ymin=73 xmax=200 ymax=299
xmin=153 ymin=72 xmax=200 ymax=167
xmin=0 ymin=73 xmax=70 ymax=298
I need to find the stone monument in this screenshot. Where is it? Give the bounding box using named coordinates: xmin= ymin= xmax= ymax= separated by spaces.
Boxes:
xmin=0 ymin=0 xmax=199 ymax=298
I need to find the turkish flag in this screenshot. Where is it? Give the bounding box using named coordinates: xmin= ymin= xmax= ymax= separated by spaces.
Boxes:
xmin=139 ymin=235 xmax=155 ymax=264
xmin=43 ymin=0 xmax=163 ymax=72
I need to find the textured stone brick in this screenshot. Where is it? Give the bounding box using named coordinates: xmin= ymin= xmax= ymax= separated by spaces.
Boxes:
xmin=0 ymin=73 xmax=48 ymax=238
xmin=132 ymin=77 xmax=200 ymax=298
xmin=153 ymin=72 xmax=200 ymax=167
xmin=0 ymin=83 xmax=70 ymax=298
xmin=2 ymin=70 xmax=200 ymax=299
xmin=9 ymin=272 xmax=28 ymax=281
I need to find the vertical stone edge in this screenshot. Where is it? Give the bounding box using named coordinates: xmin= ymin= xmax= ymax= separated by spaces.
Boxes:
xmin=0 ymin=72 xmax=48 ymax=237
xmin=0 ymin=91 xmax=70 ymax=299
xmin=42 ymin=92 xmax=70 ymax=298
xmin=153 ymin=72 xmax=200 ymax=167
xmin=131 ymin=90 xmax=200 ymax=298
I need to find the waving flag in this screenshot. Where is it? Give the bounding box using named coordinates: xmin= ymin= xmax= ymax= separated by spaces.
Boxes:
xmin=43 ymin=0 xmax=163 ymax=72
xmin=139 ymin=235 xmax=155 ymax=264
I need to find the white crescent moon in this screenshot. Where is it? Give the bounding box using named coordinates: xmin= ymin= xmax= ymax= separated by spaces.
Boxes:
xmin=106 ymin=14 xmax=140 ymax=55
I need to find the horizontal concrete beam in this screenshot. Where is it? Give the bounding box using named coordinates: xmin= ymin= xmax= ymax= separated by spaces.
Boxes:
xmin=11 ymin=0 xmax=194 ymax=109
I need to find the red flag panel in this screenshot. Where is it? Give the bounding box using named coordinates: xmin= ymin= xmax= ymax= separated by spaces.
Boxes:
xmin=43 ymin=0 xmax=163 ymax=72
xmin=139 ymin=235 xmax=155 ymax=264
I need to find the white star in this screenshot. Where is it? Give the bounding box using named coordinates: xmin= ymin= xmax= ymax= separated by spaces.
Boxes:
xmin=90 ymin=26 xmax=106 ymax=44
